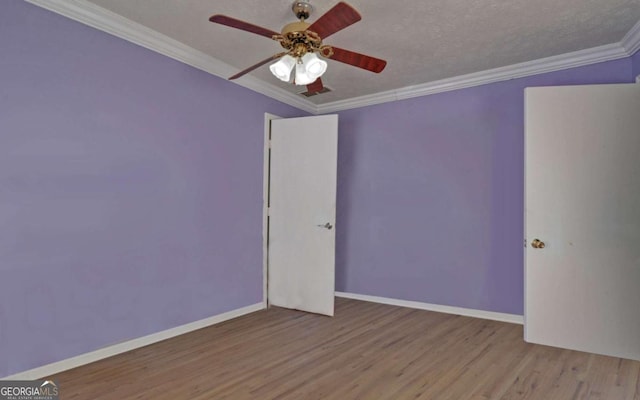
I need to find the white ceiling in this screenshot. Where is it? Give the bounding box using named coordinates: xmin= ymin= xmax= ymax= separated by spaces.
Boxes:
xmin=82 ymin=0 xmax=640 ymax=104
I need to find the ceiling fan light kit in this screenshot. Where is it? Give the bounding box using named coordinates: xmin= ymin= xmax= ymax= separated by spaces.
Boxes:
xmin=209 ymin=1 xmax=387 ymax=94
xmin=270 ymin=52 xmax=327 ymax=85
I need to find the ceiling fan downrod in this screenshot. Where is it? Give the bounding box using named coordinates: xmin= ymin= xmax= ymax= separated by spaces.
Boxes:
xmin=292 ymin=1 xmax=313 ymax=21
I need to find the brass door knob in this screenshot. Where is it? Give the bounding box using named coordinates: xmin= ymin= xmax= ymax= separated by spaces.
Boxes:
xmin=531 ymin=239 xmax=545 ymax=249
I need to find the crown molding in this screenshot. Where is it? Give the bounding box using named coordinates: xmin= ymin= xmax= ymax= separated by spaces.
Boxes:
xmin=317 ymin=43 xmax=630 ymax=113
xmin=22 ymin=2 xmax=640 ymax=115
xmin=621 ymin=19 xmax=640 ymax=56
xmin=24 ymin=0 xmax=317 ymax=114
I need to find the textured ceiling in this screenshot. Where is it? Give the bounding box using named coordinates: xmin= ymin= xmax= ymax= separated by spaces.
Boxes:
xmin=87 ymin=0 xmax=640 ymax=104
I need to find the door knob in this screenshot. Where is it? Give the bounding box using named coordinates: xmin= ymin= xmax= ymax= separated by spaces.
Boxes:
xmin=531 ymin=239 xmax=545 ymax=249
xmin=317 ymin=222 xmax=333 ymax=230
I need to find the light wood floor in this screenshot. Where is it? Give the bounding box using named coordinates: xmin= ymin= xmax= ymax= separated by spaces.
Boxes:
xmin=50 ymin=298 xmax=640 ymax=399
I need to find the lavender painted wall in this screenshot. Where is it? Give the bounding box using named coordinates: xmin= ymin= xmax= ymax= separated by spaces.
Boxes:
xmin=0 ymin=1 xmax=305 ymax=377
xmin=633 ymin=50 xmax=640 ymax=80
xmin=334 ymin=58 xmax=634 ymax=315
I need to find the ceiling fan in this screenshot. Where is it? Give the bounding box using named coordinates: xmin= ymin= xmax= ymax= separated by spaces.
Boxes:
xmin=209 ymin=1 xmax=387 ymax=94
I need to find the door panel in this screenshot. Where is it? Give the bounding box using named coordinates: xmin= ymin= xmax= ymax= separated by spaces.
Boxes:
xmin=525 ymin=84 xmax=640 ymax=360
xmin=268 ymin=115 xmax=338 ymax=316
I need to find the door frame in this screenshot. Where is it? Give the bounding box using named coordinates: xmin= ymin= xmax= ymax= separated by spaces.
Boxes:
xmin=262 ymin=113 xmax=280 ymax=308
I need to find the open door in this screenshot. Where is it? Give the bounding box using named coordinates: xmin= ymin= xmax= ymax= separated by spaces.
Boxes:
xmin=267 ymin=115 xmax=338 ymax=316
xmin=525 ymin=83 xmax=640 ymax=360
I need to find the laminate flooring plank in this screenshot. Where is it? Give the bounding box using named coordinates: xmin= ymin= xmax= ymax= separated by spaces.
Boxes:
xmin=47 ymin=298 xmax=640 ymax=400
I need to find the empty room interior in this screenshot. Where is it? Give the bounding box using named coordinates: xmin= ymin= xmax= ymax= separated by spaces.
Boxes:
xmin=2 ymin=0 xmax=640 ymax=399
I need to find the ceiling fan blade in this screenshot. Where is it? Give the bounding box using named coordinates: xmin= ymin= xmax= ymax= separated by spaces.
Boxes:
xmin=229 ymin=53 xmax=286 ymax=80
xmin=209 ymin=15 xmax=279 ymax=39
xmin=328 ymin=47 xmax=387 ymax=73
xmin=306 ymin=77 xmax=324 ymax=94
xmin=307 ymin=2 xmax=361 ymax=40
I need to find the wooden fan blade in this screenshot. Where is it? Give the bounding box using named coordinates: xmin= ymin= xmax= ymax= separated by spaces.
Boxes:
xmin=307 ymin=2 xmax=361 ymax=40
xmin=306 ymin=78 xmax=324 ymax=94
xmin=329 ymin=47 xmax=387 ymax=73
xmin=209 ymin=15 xmax=279 ymax=39
xmin=229 ymin=53 xmax=286 ymax=80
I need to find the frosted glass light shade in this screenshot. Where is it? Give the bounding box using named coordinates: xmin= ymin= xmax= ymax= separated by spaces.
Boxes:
xmin=269 ymin=55 xmax=296 ymax=82
xmin=294 ymin=52 xmax=327 ymax=85
xmin=302 ymin=52 xmax=327 ymax=77
xmin=295 ymin=62 xmax=315 ymax=85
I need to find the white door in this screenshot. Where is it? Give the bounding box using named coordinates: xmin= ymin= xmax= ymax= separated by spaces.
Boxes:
xmin=525 ymin=84 xmax=640 ymax=360
xmin=268 ymin=115 xmax=338 ymax=316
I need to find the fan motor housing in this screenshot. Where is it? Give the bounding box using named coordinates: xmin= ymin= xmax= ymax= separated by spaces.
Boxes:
xmin=281 ymin=21 xmax=310 ymax=35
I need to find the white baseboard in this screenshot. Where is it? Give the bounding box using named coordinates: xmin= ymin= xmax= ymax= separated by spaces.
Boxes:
xmin=2 ymin=302 xmax=264 ymax=380
xmin=336 ymin=292 xmax=523 ymax=325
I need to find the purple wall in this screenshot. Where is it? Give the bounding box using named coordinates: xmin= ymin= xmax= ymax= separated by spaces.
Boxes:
xmin=2 ymin=0 xmax=637 ymax=379
xmin=0 ymin=1 xmax=305 ymax=377
xmin=633 ymin=50 xmax=640 ymax=80
xmin=334 ymin=58 xmax=634 ymax=315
